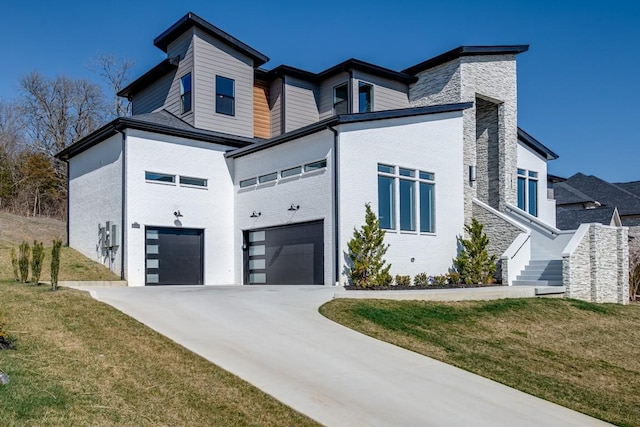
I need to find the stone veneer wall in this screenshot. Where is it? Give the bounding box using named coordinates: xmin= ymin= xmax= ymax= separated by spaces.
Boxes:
xmin=472 ymin=200 xmax=526 ymax=283
xmin=563 ymin=224 xmax=629 ymax=304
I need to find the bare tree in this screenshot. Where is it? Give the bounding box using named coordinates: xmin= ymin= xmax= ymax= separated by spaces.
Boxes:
xmin=90 ymin=53 xmax=134 ymax=118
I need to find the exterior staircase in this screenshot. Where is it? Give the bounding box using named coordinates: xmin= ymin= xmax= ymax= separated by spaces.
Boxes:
xmin=512 ymin=260 xmax=563 ymax=286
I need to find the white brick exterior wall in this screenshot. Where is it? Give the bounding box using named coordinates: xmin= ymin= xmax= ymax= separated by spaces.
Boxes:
xmin=124 ymin=129 xmax=235 ymax=286
xmin=68 ymin=133 xmax=123 ymax=275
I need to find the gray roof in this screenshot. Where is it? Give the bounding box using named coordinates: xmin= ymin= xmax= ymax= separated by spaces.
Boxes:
xmin=556 ymin=206 xmax=617 ymax=230
xmin=557 ymin=173 xmax=640 ymax=216
xmin=614 ymin=181 xmax=640 ymax=197
xmin=553 ymin=182 xmax=597 ymax=205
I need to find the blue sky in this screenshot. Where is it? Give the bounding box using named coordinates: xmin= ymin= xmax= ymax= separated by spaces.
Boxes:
xmin=1 ymin=0 xmax=638 ymax=182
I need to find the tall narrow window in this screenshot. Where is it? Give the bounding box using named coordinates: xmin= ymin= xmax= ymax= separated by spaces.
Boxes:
xmin=358 ymin=82 xmax=373 ymax=113
xmin=180 ymin=73 xmax=192 ymax=114
xmin=333 ymin=83 xmax=348 ymax=115
xmin=517 ymin=169 xmax=526 ymax=210
xmin=216 ymin=76 xmax=235 ymax=116
xmin=419 ymin=171 xmax=435 ymax=233
xmin=528 ymin=171 xmax=538 ymax=216
xmin=378 ymin=164 xmax=395 ymax=229
xmin=516 ymin=168 xmax=538 ymax=217
xmin=399 ymin=168 xmax=415 ymax=231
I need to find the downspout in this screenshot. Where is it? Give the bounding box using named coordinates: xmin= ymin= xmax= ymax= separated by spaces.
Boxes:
xmin=327 ymin=125 xmax=340 ymax=285
xmin=65 ymin=161 xmax=70 ymax=246
xmin=116 ymin=128 xmax=126 ymax=280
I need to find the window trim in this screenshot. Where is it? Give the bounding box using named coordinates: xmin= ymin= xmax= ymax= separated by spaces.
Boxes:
xmin=215 ymin=75 xmax=235 ymax=116
xmin=180 ymin=73 xmax=192 ymax=114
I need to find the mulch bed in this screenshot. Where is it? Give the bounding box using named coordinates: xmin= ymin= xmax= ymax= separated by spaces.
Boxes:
xmin=345 ymin=283 xmax=503 ymax=291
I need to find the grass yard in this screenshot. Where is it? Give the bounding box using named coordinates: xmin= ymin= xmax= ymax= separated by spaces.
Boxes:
xmin=320 ymin=298 xmax=640 ymax=427
xmin=0 ymin=281 xmax=317 ymax=426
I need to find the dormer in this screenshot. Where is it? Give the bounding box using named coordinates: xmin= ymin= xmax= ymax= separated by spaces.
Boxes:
xmin=119 ymin=12 xmax=269 ymax=138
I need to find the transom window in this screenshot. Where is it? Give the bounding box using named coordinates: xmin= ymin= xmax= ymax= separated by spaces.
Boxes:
xmin=145 ymin=172 xmax=175 ymax=183
xmin=377 ymin=164 xmax=435 ymax=232
xmin=333 ymin=83 xmax=348 ymax=115
xmin=179 ymin=176 xmax=207 ymax=187
xmin=517 ymin=168 xmax=538 ymax=216
xmin=216 ymin=75 xmax=235 ymax=116
xmin=180 ymin=73 xmax=192 ymax=114
xmin=358 ymin=82 xmax=373 ymax=113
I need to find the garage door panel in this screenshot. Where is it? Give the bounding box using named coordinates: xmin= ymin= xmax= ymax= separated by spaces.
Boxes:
xmin=146 ymin=227 xmax=203 ymax=285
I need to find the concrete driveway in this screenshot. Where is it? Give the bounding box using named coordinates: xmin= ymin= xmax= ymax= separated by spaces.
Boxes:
xmin=81 ymin=285 xmax=609 ymax=427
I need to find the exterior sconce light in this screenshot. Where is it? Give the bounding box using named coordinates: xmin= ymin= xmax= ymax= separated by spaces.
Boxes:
xmin=288 ymin=204 xmax=300 ymax=211
xmin=173 ymin=210 xmax=183 ymax=218
xmin=469 ymin=165 xmax=477 ymax=182
xmin=250 ymin=211 xmax=261 ymax=218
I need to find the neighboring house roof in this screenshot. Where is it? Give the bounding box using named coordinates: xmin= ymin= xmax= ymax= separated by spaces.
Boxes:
xmin=614 ymin=181 xmax=640 ymax=197
xmin=553 ymin=182 xmax=598 ymax=205
xmin=517 ymin=128 xmax=558 ymax=160
xmin=118 ymin=58 xmax=179 ymax=99
xmin=556 ymin=206 xmax=619 ymax=230
xmin=153 ymin=12 xmax=269 ymax=66
xmin=554 ymin=173 xmax=640 ymax=217
xmin=547 ymin=173 xmax=566 ymax=184
xmin=56 ymin=110 xmax=255 ymax=161
xmin=225 ymin=102 xmax=473 ymax=159
xmin=402 ymin=45 xmax=529 ymax=75
xmin=264 ymin=59 xmax=417 ymax=85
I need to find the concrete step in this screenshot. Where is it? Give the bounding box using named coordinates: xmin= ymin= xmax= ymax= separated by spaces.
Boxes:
xmin=516 ymin=274 xmax=563 ymax=281
xmin=513 ymin=280 xmax=563 ymax=286
xmin=535 ymin=286 xmax=566 ymax=295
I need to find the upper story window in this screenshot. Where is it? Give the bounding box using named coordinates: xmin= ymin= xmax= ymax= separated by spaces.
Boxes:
xmin=216 ymin=76 xmax=235 ymax=116
xmin=358 ymin=82 xmax=373 ymax=113
xmin=180 ymin=73 xmax=192 ymax=114
xmin=333 ymin=83 xmax=348 ymax=115
xmin=517 ymin=168 xmax=538 ymax=217
xmin=145 ymin=171 xmax=175 ymax=184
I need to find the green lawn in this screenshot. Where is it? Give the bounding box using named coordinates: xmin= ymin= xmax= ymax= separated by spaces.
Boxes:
xmin=0 ymin=281 xmax=317 ymax=426
xmin=320 ymin=298 xmax=640 ymax=427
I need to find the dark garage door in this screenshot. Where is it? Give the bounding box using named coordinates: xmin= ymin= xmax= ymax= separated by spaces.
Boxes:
xmin=145 ymin=227 xmax=204 ymax=285
xmin=244 ymin=220 xmax=324 ymax=285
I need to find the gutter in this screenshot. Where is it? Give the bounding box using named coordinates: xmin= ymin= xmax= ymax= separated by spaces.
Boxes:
xmin=327 ymin=125 xmax=340 ymax=285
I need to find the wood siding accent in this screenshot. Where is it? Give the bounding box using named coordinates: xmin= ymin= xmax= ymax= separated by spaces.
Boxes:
xmin=269 ymin=78 xmax=283 ymax=137
xmin=284 ymin=76 xmax=319 ymax=133
xmin=193 ymin=28 xmax=254 ymax=137
xmin=318 ymin=72 xmax=349 ymax=120
xmin=253 ymin=81 xmax=270 ymax=138
xmin=352 ymin=70 xmax=410 ymax=112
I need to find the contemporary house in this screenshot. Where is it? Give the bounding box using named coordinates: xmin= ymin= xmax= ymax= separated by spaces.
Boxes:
xmin=57 ymin=12 xmax=628 ymax=303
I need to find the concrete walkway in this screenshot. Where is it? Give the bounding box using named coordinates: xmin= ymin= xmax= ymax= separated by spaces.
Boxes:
xmin=76 ymin=285 xmax=609 ymax=427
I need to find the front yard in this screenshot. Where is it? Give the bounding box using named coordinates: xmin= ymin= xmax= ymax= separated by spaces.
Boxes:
xmin=320 ymin=298 xmax=640 ymax=427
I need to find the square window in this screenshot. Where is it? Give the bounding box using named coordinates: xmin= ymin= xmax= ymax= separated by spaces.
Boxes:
xmin=216 ymin=76 xmax=235 ymax=116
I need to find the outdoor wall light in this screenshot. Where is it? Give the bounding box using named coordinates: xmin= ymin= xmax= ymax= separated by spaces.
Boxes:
xmin=288 ymin=204 xmax=300 ymax=211
xmin=173 ymin=210 xmax=183 ymax=218
xmin=469 ymin=165 xmax=477 ymax=182
xmin=250 ymin=211 xmax=261 ymax=218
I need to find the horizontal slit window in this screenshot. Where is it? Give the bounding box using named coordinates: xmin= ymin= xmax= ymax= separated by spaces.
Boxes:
xmin=399 ymin=168 xmax=415 ymax=177
xmin=419 ymin=171 xmax=435 ymax=181
xmin=180 ymin=176 xmax=207 ymax=187
xmin=378 ymin=164 xmax=394 ymax=174
xmin=304 ymin=159 xmax=327 ymax=172
xmin=240 ymin=177 xmax=257 ymax=188
xmin=281 ymin=166 xmax=302 ymax=178
xmin=145 ymin=172 xmax=175 ymax=183
xmin=259 ymin=172 xmax=277 ymax=183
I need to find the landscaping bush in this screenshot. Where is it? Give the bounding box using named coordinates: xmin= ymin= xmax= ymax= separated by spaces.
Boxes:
xmin=433 ymin=274 xmax=448 ymax=285
xmin=51 ymin=239 xmax=62 ymax=291
xmin=347 ymin=203 xmax=392 ymax=288
xmin=414 ymin=273 xmax=429 ymax=286
xmin=31 ymin=240 xmax=45 ymax=285
xmin=18 ymin=241 xmax=30 ymax=283
xmin=395 ymin=275 xmax=411 ymax=286
xmin=0 ymin=317 xmax=12 ymax=350
xmin=453 ymin=218 xmax=497 ymax=285
xmin=10 ymin=248 xmax=19 ymax=282
xmin=448 ymin=272 xmax=461 ymax=284
xmin=630 ymin=252 xmax=640 ymax=301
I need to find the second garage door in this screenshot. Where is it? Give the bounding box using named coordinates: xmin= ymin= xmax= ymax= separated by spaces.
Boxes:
xmin=245 ymin=220 xmax=324 ymax=285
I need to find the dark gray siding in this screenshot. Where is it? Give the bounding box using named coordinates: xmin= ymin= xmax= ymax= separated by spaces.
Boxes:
xmin=351 ymin=70 xmax=409 ymax=112
xmin=193 ymin=28 xmax=254 ymax=137
xmin=164 ymin=30 xmax=195 ymax=125
xmin=318 ymin=72 xmax=349 ymax=120
xmin=270 ymin=78 xmax=283 ymax=137
xmin=131 ymin=71 xmax=175 ymax=115
xmin=284 ymin=76 xmax=319 ymax=132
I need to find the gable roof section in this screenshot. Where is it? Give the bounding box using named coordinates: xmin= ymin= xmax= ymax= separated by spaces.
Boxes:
xmin=153 ymin=12 xmax=269 ymax=66
xmin=614 ymin=181 xmax=640 ymax=197
xmin=553 ymin=182 xmax=598 ymax=205
xmin=557 ymin=173 xmax=640 ymax=216
xmin=556 ymin=206 xmax=618 ymax=230
xmin=402 ymin=45 xmax=529 ymax=75
xmin=56 ymin=110 xmax=255 ymax=161
xmin=117 ymin=57 xmax=179 ymax=99
xmin=225 ymin=102 xmax=472 ymax=159
xmin=265 ymin=58 xmax=417 ymax=85
xmin=517 ymin=128 xmax=559 ymax=160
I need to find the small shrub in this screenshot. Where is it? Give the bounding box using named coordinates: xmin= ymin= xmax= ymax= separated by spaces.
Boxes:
xmin=414 ymin=273 xmax=429 ymax=286
xmin=433 ymin=274 xmax=448 ymax=285
xmin=18 ymin=241 xmax=30 ymax=283
xmin=448 ymin=272 xmax=461 ymax=284
xmin=31 ymin=241 xmax=45 ymax=285
xmin=395 ymin=275 xmax=411 ymax=286
xmin=0 ymin=318 xmax=12 ymax=350
xmin=453 ymin=218 xmax=497 ymax=284
xmin=10 ymin=248 xmax=19 ymax=281
xmin=630 ymin=252 xmax=640 ymax=301
xmin=51 ymin=239 xmax=62 ymax=291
